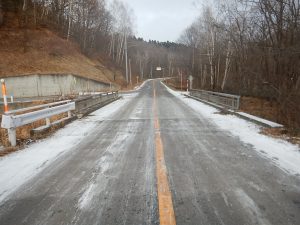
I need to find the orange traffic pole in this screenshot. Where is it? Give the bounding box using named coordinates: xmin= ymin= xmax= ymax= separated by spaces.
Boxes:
xmin=1 ymin=79 xmax=9 ymax=113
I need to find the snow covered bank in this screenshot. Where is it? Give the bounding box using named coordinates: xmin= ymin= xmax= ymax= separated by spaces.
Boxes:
xmin=134 ymin=79 xmax=150 ymax=91
xmin=164 ymin=82 xmax=300 ymax=176
xmin=0 ymin=95 xmax=132 ymax=203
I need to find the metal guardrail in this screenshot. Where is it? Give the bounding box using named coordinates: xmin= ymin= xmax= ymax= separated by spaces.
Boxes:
xmin=1 ymin=101 xmax=75 ymax=147
xmin=189 ymin=89 xmax=240 ymax=110
xmin=1 ymin=91 xmax=119 ymax=147
xmin=4 ymin=100 xmax=72 ymax=115
xmin=75 ymin=91 xmax=119 ymax=117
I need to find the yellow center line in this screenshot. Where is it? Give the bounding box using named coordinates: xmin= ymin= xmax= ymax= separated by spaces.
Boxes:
xmin=153 ymin=80 xmax=176 ymax=225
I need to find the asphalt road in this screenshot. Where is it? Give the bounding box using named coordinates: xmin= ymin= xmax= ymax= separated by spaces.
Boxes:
xmin=0 ymin=80 xmax=300 ymax=225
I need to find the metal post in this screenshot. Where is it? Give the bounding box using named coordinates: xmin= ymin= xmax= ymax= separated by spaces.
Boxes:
xmin=125 ymin=34 xmax=129 ymax=84
xmin=46 ymin=106 xmax=51 ymax=126
xmin=129 ymin=58 xmax=132 ymax=85
xmin=46 ymin=118 xmax=51 ymax=126
xmin=236 ymin=97 xmax=240 ymax=110
xmin=68 ymin=111 xmax=72 ymax=118
xmin=8 ymin=128 xmax=16 ymax=147
xmin=187 ymin=80 xmax=189 ymax=92
xmin=180 ymin=73 xmax=183 ymax=91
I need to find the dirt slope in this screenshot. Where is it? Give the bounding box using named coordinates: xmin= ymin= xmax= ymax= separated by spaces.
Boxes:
xmin=0 ymin=27 xmax=126 ymax=87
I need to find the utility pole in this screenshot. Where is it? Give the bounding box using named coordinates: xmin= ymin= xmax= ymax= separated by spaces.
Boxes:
xmin=129 ymin=58 xmax=132 ymax=85
xmin=125 ymin=34 xmax=129 ymax=84
xmin=67 ymin=0 xmax=73 ymax=41
xmin=180 ymin=70 xmax=183 ymax=91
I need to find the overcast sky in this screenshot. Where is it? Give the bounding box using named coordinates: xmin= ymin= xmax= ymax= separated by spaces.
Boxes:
xmin=107 ymin=0 xmax=201 ymax=42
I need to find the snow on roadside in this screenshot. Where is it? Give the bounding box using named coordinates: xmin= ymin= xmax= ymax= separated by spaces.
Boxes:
xmin=134 ymin=80 xmax=148 ymax=91
xmin=0 ymin=94 xmax=133 ymax=203
xmin=163 ymin=82 xmax=300 ymax=176
xmin=237 ymin=111 xmax=283 ymax=128
xmin=161 ymin=81 xmax=187 ymax=96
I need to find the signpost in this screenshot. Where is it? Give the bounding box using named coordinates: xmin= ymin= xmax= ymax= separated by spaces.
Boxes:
xmin=156 ymin=67 xmax=164 ymax=78
xmin=188 ymin=75 xmax=194 ymax=90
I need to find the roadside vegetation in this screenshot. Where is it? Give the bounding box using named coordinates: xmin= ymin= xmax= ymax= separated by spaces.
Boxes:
xmin=178 ymin=0 xmax=300 ymax=131
xmin=0 ymin=0 xmax=299 ymax=132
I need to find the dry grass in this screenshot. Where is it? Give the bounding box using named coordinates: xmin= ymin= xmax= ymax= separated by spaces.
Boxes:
xmin=261 ymin=128 xmax=300 ymax=146
xmin=240 ymin=97 xmax=280 ymax=123
xmin=0 ymin=146 xmax=20 ymax=157
xmin=0 ymin=28 xmax=125 ymax=87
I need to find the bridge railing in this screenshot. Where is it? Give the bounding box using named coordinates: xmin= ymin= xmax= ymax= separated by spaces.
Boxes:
xmin=189 ymin=89 xmax=240 ymax=111
xmin=75 ymin=91 xmax=119 ymax=118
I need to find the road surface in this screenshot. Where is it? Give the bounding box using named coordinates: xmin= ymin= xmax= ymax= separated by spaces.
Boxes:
xmin=0 ymin=80 xmax=299 ymax=225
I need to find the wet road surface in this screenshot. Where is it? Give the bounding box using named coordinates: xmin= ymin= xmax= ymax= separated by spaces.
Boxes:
xmin=0 ymin=80 xmax=299 ymax=225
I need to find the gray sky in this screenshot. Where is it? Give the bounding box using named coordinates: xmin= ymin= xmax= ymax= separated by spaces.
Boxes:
xmin=108 ymin=0 xmax=200 ymax=42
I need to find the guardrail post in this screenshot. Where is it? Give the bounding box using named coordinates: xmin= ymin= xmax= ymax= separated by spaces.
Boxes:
xmin=8 ymin=128 xmax=16 ymax=147
xmin=46 ymin=118 xmax=51 ymax=126
xmin=68 ymin=111 xmax=72 ymax=118
xmin=237 ymin=97 xmax=240 ymax=110
xmin=186 ymin=80 xmax=189 ymax=92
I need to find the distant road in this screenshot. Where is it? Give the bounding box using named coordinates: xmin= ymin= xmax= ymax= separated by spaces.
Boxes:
xmin=0 ymin=80 xmax=299 ymax=225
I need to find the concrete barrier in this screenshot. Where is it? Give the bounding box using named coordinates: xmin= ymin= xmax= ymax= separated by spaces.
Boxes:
xmin=0 ymin=74 xmax=115 ymax=98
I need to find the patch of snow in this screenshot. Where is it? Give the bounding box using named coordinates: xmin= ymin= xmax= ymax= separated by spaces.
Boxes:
xmin=78 ymin=182 xmax=96 ymax=209
xmin=97 ymin=155 xmax=111 ymax=174
xmin=0 ymin=94 xmax=133 ymax=203
xmin=248 ymin=181 xmax=265 ymax=192
xmin=235 ymin=188 xmax=271 ymax=225
xmin=221 ymin=192 xmax=229 ymax=207
xmin=134 ymin=80 xmax=148 ymax=91
xmin=164 ymin=82 xmax=300 ymax=176
xmin=161 ymin=82 xmax=187 ymax=96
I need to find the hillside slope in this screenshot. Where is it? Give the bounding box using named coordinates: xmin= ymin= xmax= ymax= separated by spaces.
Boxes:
xmin=0 ymin=27 xmax=126 ymax=87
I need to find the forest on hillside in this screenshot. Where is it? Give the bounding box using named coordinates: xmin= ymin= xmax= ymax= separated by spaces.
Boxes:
xmin=0 ymin=0 xmax=299 ymax=129
xmin=0 ymin=0 xmax=188 ymax=83
xmin=179 ymin=0 xmax=300 ymax=129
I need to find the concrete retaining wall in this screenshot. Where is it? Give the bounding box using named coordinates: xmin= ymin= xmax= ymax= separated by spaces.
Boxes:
xmin=0 ymin=74 xmax=112 ymax=98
